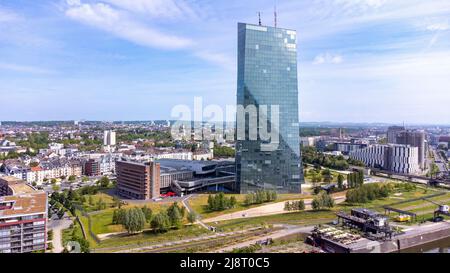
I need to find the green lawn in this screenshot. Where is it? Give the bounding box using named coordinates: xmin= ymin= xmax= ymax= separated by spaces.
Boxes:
xmin=92 ymin=225 xmax=210 ymax=251
xmin=213 ymin=210 xmax=337 ymax=231
xmin=210 ymin=185 xmax=449 ymax=230
xmin=304 ymin=167 xmax=344 ymax=183
xmin=188 ymin=193 xmax=308 ymax=219
xmin=89 ymin=202 xmax=176 ymax=235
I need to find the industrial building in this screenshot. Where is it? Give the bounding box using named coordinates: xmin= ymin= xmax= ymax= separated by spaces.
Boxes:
xmin=0 ymin=176 xmax=48 ymax=253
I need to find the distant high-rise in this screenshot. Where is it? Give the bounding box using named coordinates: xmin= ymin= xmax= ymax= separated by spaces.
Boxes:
xmin=387 ymin=126 xmax=425 ymax=170
xmin=387 ymin=126 xmax=405 ymax=144
xmin=103 ymin=130 xmax=116 ymax=146
xmin=235 ymin=22 xmax=303 ymax=193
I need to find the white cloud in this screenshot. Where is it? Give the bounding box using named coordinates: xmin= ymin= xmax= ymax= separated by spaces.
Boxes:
xmin=65 ymin=1 xmax=193 ymax=50
xmin=0 ymin=7 xmax=21 ymax=22
xmin=426 ymin=23 xmax=449 ymax=31
xmin=194 ymin=51 xmax=235 ymax=70
xmin=313 ymin=53 xmax=343 ymax=65
xmin=0 ymin=63 xmax=55 ymax=74
xmin=103 ymin=0 xmax=198 ymax=20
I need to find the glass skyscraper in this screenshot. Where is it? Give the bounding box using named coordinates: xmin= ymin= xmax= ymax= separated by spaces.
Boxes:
xmin=236 ymin=22 xmax=303 ymax=194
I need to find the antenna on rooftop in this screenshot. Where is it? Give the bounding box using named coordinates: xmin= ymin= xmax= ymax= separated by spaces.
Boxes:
xmin=274 ymin=6 xmax=278 ymax=27
xmin=258 ymin=12 xmax=262 ymax=26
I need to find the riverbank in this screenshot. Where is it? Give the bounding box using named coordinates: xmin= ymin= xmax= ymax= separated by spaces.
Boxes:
xmin=312 ymin=221 xmax=450 ymax=253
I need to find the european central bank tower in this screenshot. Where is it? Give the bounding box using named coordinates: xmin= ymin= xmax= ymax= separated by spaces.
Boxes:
xmin=236 ymin=22 xmax=303 ymax=194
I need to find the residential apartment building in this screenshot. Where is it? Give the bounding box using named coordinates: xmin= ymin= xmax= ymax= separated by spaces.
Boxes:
xmin=349 ymin=144 xmax=420 ymax=174
xmin=4 ymin=159 xmax=82 ymax=185
xmin=103 ymin=130 xmax=116 ymax=146
xmin=0 ymin=176 xmax=47 ymax=253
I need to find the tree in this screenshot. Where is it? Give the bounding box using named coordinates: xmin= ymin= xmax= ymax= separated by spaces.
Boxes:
xmin=187 ymin=212 xmax=197 ymax=224
xmin=298 ymin=199 xmax=305 ymax=211
xmin=244 ymin=193 xmax=254 ymax=206
xmin=30 ymin=161 xmax=39 ymax=167
xmin=151 ymin=211 xmax=171 ymax=233
xmin=312 ymin=192 xmax=334 ymax=210
xmin=100 ymin=176 xmax=110 ymax=188
xmin=337 ymin=174 xmax=344 ymax=190
xmin=51 ymin=178 xmax=57 ymax=184
xmin=141 ymin=206 xmax=153 ymax=223
xmin=207 ymin=194 xmax=214 ymax=211
xmin=167 ymin=203 xmax=183 ymax=229
xmin=311 ymin=198 xmax=321 ymax=210
xmin=68 ymin=175 xmax=76 ymax=182
xmin=124 ymin=207 xmax=146 ymax=234
xmin=284 ymin=201 xmax=292 ymax=211
xmin=112 ymin=208 xmax=127 ymax=225
xmin=229 ymin=196 xmax=237 ymax=208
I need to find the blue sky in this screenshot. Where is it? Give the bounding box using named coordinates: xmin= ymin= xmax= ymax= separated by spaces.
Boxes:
xmin=1 ymin=0 xmax=450 ymax=124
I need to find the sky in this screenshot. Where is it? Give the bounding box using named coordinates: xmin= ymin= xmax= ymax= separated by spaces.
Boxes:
xmin=0 ymin=0 xmax=450 ymax=124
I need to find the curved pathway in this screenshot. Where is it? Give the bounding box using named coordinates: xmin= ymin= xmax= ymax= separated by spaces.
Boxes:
xmin=203 ymin=195 xmax=346 ymax=223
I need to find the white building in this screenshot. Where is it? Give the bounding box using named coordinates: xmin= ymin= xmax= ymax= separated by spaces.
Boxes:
xmin=103 ymin=130 xmax=116 ymax=146
xmin=300 ymin=137 xmax=317 ymax=147
xmin=349 ymin=144 xmax=419 ymax=174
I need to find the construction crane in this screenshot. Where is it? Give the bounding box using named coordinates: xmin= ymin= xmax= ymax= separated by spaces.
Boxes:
xmin=423 ymin=198 xmax=450 ymax=222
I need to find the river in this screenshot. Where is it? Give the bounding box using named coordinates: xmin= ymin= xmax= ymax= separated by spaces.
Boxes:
xmin=400 ymin=236 xmax=450 ymax=253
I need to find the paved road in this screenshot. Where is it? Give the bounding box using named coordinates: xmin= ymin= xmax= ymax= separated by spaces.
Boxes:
xmin=181 ymin=194 xmax=212 ymax=230
xmin=48 ymin=217 xmax=73 ymax=253
xmin=203 ymin=195 xmax=346 ymax=224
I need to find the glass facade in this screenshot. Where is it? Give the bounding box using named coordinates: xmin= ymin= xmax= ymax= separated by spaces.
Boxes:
xmin=236 ymin=23 xmax=304 ymax=194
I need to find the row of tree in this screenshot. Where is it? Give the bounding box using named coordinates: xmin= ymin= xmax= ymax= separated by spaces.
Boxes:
xmin=284 ymin=200 xmax=305 ymax=211
xmin=345 ymin=183 xmax=391 ymax=204
xmin=207 ymin=192 xmax=237 ymax=211
xmin=243 ymin=190 xmax=277 ymax=206
xmin=311 ymin=192 xmax=335 ymax=210
xmin=112 ymin=203 xmax=197 ymax=234
xmin=302 ymin=146 xmax=365 ymax=170
xmin=347 ymin=170 xmax=365 ymax=188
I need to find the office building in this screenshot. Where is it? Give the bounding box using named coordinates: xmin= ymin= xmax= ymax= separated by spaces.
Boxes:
xmin=387 ymin=126 xmax=405 ymax=144
xmin=387 ymin=127 xmax=425 ymax=170
xmin=0 ymin=176 xmax=47 ymax=253
xmin=349 ymin=144 xmax=419 ymax=174
xmin=235 ymin=22 xmax=303 ymax=194
xmin=116 ymin=160 xmax=160 ymax=200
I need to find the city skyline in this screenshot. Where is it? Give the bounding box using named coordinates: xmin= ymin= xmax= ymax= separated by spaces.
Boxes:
xmin=1 ymin=0 xmax=450 ymax=123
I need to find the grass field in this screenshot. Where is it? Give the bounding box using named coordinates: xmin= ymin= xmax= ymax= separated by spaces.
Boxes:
xmin=89 ymin=202 xmax=172 ymax=235
xmin=304 ymin=167 xmax=344 ymax=183
xmin=188 ymin=193 xmax=308 ymax=219
xmin=92 ymin=225 xmax=209 ymax=251
xmin=210 ymin=185 xmax=448 ymax=230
